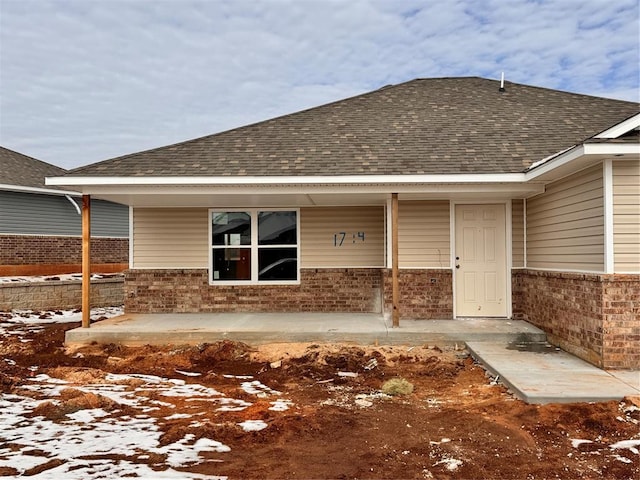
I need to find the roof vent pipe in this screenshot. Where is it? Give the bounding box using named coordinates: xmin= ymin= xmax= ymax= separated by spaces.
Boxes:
xmin=499 ymin=72 xmax=506 ymax=92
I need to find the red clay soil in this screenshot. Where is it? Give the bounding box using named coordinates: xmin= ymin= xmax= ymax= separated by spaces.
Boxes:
xmin=1 ymin=319 xmax=638 ymax=479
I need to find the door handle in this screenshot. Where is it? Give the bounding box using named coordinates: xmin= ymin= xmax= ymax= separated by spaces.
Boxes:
xmin=456 ymin=264 xmax=460 ymax=269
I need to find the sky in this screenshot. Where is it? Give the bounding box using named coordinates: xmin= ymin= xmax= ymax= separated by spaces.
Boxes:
xmin=0 ymin=0 xmax=638 ymax=170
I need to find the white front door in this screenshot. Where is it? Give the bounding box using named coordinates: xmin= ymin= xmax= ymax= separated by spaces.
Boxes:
xmin=454 ymin=204 xmax=507 ymax=317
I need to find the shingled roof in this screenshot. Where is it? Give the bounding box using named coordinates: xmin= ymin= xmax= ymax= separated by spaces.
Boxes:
xmin=0 ymin=146 xmax=68 ymax=190
xmin=66 ymin=77 xmax=639 ymax=177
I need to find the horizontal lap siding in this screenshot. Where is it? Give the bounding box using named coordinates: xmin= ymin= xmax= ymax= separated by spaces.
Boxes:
xmin=512 ymin=199 xmax=524 ymax=268
xmin=526 ymin=164 xmax=604 ymax=271
xmin=300 ymin=206 xmax=385 ymax=267
xmin=132 ymin=208 xmax=209 ymax=268
xmin=0 ymin=191 xmax=128 ymax=237
xmin=613 ymin=160 xmax=640 ymax=273
xmin=90 ymin=200 xmax=129 ymax=237
xmin=398 ymin=201 xmax=450 ymax=268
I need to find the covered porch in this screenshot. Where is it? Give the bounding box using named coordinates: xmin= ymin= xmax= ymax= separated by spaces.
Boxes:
xmin=65 ymin=312 xmax=545 ymax=347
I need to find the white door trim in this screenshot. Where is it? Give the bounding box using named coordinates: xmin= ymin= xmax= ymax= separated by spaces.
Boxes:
xmin=451 ymin=200 xmax=512 ymax=318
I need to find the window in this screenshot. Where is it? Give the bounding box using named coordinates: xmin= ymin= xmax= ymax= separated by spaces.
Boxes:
xmin=210 ymin=209 xmax=298 ymax=284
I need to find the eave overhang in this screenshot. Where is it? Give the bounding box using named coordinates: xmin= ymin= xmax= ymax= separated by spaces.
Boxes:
xmin=0 ymin=183 xmax=80 ymax=196
xmin=45 ymin=173 xmax=546 ymax=207
xmin=45 ymin=140 xmax=639 ymax=207
xmin=526 ymin=143 xmax=639 ymax=182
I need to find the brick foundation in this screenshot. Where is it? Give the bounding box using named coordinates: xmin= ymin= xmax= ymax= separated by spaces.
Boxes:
xmin=383 ymin=269 xmax=453 ymax=319
xmin=512 ymin=270 xmax=640 ymax=369
xmin=125 ymin=269 xmax=383 ymax=314
xmin=0 ymin=235 xmax=129 ymax=274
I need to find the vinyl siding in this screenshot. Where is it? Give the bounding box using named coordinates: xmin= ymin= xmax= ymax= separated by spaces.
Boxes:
xmin=132 ymin=208 xmax=209 ymax=268
xmin=0 ymin=191 xmax=128 ymax=237
xmin=512 ymin=199 xmax=525 ymax=268
xmin=300 ymin=206 xmax=385 ymax=267
xmin=613 ymin=160 xmax=640 ymax=273
xmin=398 ymin=201 xmax=450 ymax=268
xmin=526 ymin=164 xmax=604 ymax=271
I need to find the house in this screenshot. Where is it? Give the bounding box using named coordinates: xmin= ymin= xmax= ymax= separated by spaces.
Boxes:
xmin=47 ymin=77 xmax=639 ymax=369
xmin=0 ymin=146 xmax=129 ymax=275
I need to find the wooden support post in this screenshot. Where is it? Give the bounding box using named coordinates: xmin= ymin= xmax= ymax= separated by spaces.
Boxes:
xmin=391 ymin=193 xmax=400 ymax=328
xmin=82 ymin=195 xmax=91 ymax=328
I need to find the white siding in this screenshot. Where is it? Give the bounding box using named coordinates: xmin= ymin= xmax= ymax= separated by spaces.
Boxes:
xmin=512 ymin=199 xmax=525 ymax=268
xmin=132 ymin=208 xmax=209 ymax=268
xmin=398 ymin=201 xmax=450 ymax=268
xmin=527 ymin=164 xmax=604 ymax=271
xmin=300 ymin=206 xmax=385 ymax=267
xmin=613 ymin=160 xmax=640 ymax=273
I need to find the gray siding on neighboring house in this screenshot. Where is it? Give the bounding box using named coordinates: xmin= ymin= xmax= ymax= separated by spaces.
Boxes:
xmin=0 ymin=191 xmax=128 ymax=238
xmin=90 ymin=199 xmax=129 ymax=237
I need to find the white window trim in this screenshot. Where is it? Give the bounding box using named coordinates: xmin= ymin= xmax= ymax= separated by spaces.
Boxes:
xmin=208 ymin=208 xmax=300 ymax=285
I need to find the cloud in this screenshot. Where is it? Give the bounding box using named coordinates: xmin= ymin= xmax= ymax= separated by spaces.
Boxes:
xmin=0 ymin=0 xmax=638 ymax=169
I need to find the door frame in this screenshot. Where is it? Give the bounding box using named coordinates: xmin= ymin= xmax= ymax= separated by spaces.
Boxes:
xmin=450 ymin=200 xmax=512 ymax=318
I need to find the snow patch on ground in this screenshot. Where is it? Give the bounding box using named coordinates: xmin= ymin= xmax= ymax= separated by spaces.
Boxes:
xmin=0 ymin=368 xmax=293 ymax=478
xmin=0 ymin=273 xmax=119 ymax=284
xmin=238 ymin=420 xmax=268 ymax=432
xmin=0 ymin=306 xmax=124 ymax=336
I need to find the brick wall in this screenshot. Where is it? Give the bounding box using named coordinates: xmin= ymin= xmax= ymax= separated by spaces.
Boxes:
xmin=383 ymin=270 xmax=453 ymax=319
xmin=602 ymin=275 xmax=640 ymax=369
xmin=0 ymin=277 xmax=124 ymax=311
xmin=512 ymin=270 xmax=640 ymax=369
xmin=125 ymin=268 xmax=383 ymax=313
xmin=0 ymin=235 xmax=128 ymax=264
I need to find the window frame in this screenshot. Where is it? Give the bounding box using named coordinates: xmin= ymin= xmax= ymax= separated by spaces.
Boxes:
xmin=208 ymin=208 xmax=300 ymax=285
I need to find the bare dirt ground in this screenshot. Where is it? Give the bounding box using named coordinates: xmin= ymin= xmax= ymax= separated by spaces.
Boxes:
xmin=1 ymin=316 xmax=639 ymax=479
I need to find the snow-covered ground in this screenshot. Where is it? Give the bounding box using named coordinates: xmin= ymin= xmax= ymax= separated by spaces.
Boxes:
xmin=0 ymin=306 xmax=124 ymax=337
xmin=1 ymin=371 xmax=293 ymax=478
xmin=0 ymin=302 xmax=296 ymax=478
xmin=0 ymin=273 xmax=120 ymax=284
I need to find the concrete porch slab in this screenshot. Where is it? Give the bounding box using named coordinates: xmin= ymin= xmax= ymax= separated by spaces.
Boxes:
xmin=65 ymin=313 xmax=546 ymax=347
xmin=467 ymin=341 xmax=640 ymax=404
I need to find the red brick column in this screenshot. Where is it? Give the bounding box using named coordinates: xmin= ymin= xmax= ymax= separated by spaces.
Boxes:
xmin=382 ymin=269 xmax=453 ymax=319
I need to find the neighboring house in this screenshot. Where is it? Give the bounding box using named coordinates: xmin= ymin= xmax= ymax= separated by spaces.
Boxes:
xmin=0 ymin=146 xmax=129 ymax=275
xmin=48 ymin=77 xmax=639 ymax=369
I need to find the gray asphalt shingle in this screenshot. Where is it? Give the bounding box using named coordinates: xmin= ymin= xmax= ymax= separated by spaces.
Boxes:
xmin=61 ymin=77 xmax=640 ymax=178
xmin=0 ymin=146 xmax=67 ymax=189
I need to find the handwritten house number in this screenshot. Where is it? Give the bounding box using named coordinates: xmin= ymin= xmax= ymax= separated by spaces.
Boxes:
xmin=334 ymin=231 xmax=365 ymax=246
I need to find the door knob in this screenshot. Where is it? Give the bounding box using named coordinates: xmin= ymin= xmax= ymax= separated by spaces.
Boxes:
xmin=455 ymin=264 xmax=460 ymax=269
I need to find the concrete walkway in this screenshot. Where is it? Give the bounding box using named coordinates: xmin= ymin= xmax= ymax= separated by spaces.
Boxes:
xmin=467 ymin=341 xmax=640 ymax=404
xmin=65 ymin=313 xmax=639 ymax=404
xmin=65 ymin=312 xmax=545 ymax=346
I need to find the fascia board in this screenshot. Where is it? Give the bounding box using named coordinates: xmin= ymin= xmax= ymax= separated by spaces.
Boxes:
xmin=68 ymin=182 xmax=544 ymax=197
xmin=525 ymin=143 xmax=640 ymax=182
xmin=582 ymin=143 xmax=640 ymax=155
xmin=46 ymin=173 xmax=526 ymax=187
xmin=524 ymin=145 xmax=585 ymax=180
xmin=593 ymin=113 xmax=640 ymax=138
xmin=0 ymin=183 xmax=80 ymax=196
